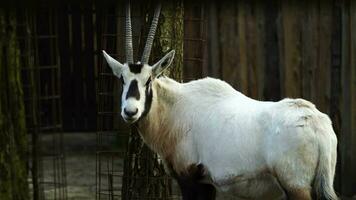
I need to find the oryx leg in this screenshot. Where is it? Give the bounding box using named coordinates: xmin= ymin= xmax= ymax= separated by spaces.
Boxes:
xmin=273 ymin=156 xmax=315 ymax=200
xmin=174 ymin=164 xmax=216 ymax=200
xmin=284 ymin=188 xmax=312 ymax=200
xmin=177 ymin=180 xmax=216 ymax=200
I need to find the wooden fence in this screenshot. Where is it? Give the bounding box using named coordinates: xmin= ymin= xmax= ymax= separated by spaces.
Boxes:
xmin=200 ymin=0 xmax=356 ymax=197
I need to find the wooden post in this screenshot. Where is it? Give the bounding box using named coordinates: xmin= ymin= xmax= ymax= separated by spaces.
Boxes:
xmin=206 ymin=1 xmax=221 ymax=78
xmin=218 ymin=2 xmax=240 ymax=90
xmin=301 ymin=0 xmax=318 ymax=101
xmin=254 ymin=1 xmax=266 ymax=100
xmin=316 ymin=0 xmax=333 ymax=114
xmin=237 ymin=1 xmax=249 ymax=94
xmin=280 ymin=0 xmax=303 ymax=98
xmin=340 ymin=0 xmax=356 ymax=196
xmin=264 ymin=0 xmax=281 ymax=101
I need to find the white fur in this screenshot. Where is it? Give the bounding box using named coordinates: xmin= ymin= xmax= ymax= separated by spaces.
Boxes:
xmin=142 ymin=77 xmax=338 ymax=199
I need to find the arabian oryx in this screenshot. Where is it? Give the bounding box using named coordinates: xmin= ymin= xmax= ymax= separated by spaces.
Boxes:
xmin=102 ymin=2 xmax=338 ymax=200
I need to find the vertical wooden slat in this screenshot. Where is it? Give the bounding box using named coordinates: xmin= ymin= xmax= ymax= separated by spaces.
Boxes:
xmin=245 ymin=2 xmax=258 ymax=98
xmin=315 ymin=0 xmax=332 ymax=113
xmin=350 ymin=10 xmax=356 ymax=194
xmin=206 ymin=1 xmax=220 ymax=78
xmin=340 ymin=0 xmax=356 ymax=196
xmin=276 ymin=0 xmax=285 ymax=98
xmin=237 ymin=1 xmax=248 ymax=94
xmin=301 ymin=0 xmax=318 ymax=101
xmin=340 ymin=1 xmax=349 ymax=195
xmin=264 ymin=0 xmax=281 ymax=101
xmin=329 ymin=1 xmax=342 ymax=191
xmin=219 ymin=2 xmax=240 ymax=90
xmin=280 ymin=0 xmax=302 ymax=98
xmin=245 ymin=1 xmax=266 ymax=100
xmin=254 ymin=1 xmax=266 ymax=100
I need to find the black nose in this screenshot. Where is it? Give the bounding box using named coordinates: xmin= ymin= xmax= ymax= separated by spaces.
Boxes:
xmin=124 ymin=108 xmax=138 ymax=117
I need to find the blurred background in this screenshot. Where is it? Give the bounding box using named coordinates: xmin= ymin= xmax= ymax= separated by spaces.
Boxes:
xmin=0 ymin=0 xmax=355 ymax=199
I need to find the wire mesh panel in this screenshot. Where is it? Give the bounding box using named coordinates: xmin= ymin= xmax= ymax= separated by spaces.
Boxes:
xmin=18 ymin=9 xmax=67 ymax=200
xmin=36 ymin=9 xmax=67 ymax=199
xmin=95 ymin=3 xmax=129 ymax=199
xmin=183 ymin=2 xmax=207 ymax=82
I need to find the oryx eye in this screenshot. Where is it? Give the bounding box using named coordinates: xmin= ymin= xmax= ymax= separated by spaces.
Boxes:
xmin=145 ymin=78 xmax=151 ymax=86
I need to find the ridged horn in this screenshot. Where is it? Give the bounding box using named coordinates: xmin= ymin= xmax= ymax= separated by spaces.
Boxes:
xmin=125 ymin=0 xmax=134 ymax=63
xmin=141 ymin=3 xmax=161 ymax=64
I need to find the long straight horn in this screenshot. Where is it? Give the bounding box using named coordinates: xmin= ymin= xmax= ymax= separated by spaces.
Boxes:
xmin=125 ymin=0 xmax=134 ymax=63
xmin=141 ymin=3 xmax=161 ymax=64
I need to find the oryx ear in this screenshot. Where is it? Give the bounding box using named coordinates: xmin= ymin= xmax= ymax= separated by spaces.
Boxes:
xmin=152 ymin=50 xmax=175 ymax=77
xmin=102 ymin=50 xmax=125 ymax=77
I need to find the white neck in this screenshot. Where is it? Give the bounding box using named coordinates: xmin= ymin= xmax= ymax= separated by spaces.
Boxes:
xmin=136 ymin=77 xmax=183 ymax=163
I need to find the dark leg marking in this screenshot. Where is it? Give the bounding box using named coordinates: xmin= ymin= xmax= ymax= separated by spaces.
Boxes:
xmin=126 ymin=79 xmax=140 ymax=100
xmin=128 ymin=63 xmax=143 ymax=74
xmin=170 ymin=164 xmax=216 ymax=200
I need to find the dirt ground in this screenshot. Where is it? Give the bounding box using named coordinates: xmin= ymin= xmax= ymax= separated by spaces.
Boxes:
xmin=65 ymin=153 xmax=97 ymax=200
xmin=31 ymin=132 xmax=101 ymax=200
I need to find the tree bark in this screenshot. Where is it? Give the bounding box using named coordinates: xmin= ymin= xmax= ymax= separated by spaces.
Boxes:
xmin=156 ymin=1 xmax=184 ymax=80
xmin=0 ymin=11 xmax=29 ymax=200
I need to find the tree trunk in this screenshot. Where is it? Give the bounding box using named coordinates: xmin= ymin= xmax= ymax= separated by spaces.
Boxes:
xmin=121 ymin=1 xmax=184 ymax=199
xmin=155 ymin=1 xmax=184 ymax=80
xmin=0 ymin=11 xmax=29 ymax=200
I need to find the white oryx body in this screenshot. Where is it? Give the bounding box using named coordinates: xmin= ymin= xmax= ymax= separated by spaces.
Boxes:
xmin=135 ymin=76 xmax=338 ymax=199
xmin=102 ymin=2 xmax=338 ymax=199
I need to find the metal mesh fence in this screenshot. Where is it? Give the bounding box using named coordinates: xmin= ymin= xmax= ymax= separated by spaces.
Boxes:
xmin=95 ymin=4 xmax=129 ymax=199
xmin=18 ymin=9 xmax=67 ymax=200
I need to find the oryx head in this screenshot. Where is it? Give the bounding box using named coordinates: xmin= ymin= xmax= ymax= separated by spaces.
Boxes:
xmin=102 ymin=1 xmax=175 ymax=123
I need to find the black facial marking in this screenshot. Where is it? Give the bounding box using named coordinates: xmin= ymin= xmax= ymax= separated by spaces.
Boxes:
xmin=119 ymin=76 xmax=124 ymax=97
xmin=119 ymin=76 xmax=125 ymax=84
xmin=128 ymin=63 xmax=143 ymax=74
xmin=145 ymin=78 xmax=151 ymax=86
xmin=126 ymin=79 xmax=140 ymax=100
xmin=167 ymin=163 xmax=216 ymax=200
xmin=141 ymin=80 xmax=152 ymax=118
